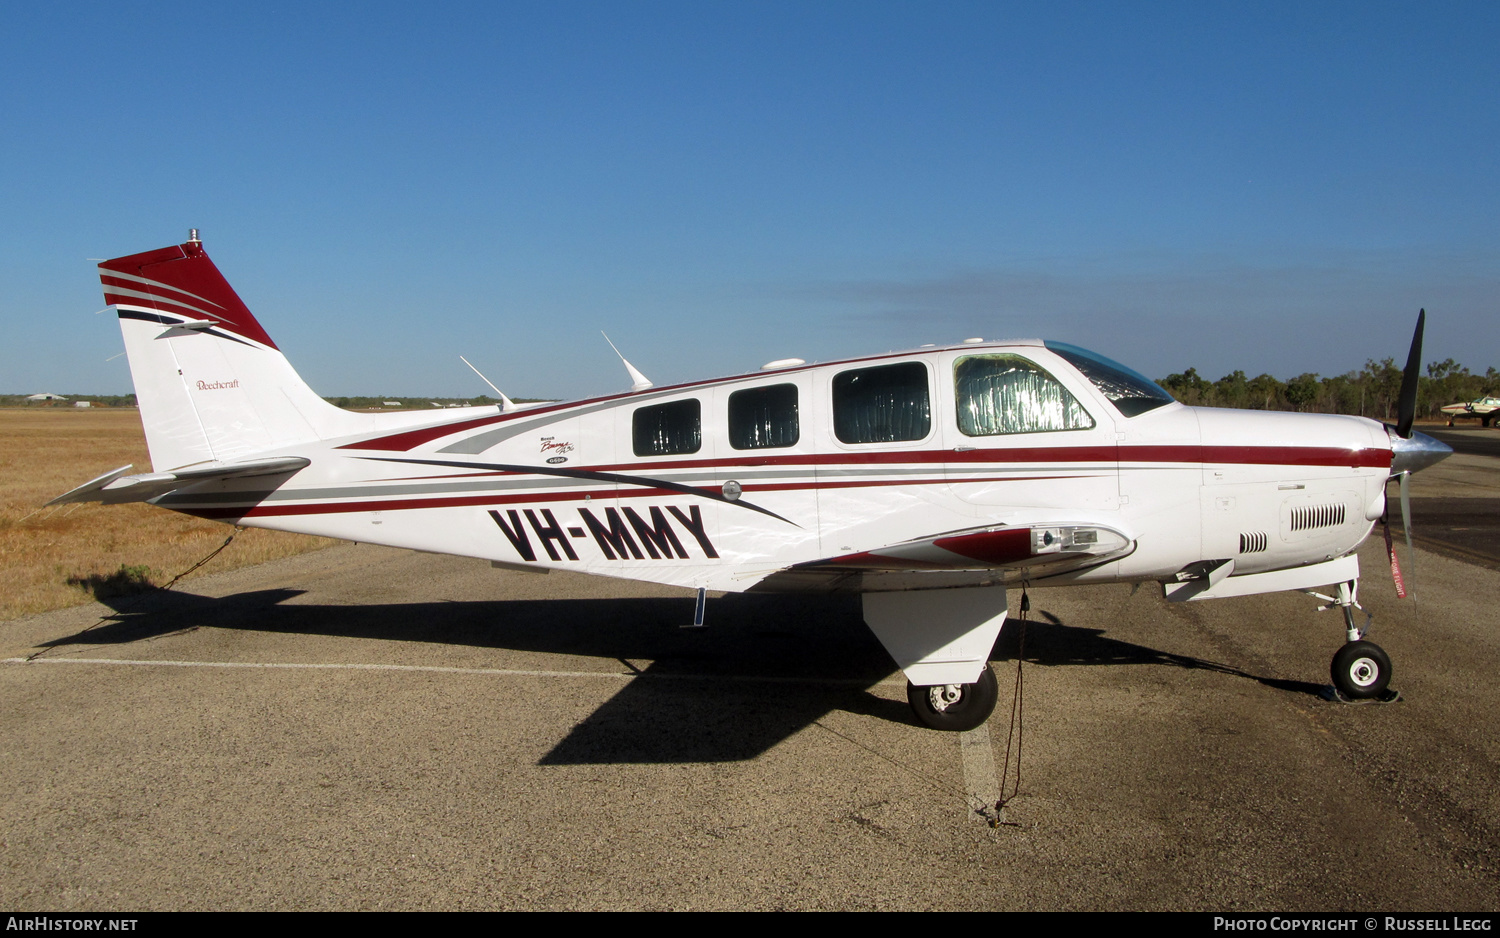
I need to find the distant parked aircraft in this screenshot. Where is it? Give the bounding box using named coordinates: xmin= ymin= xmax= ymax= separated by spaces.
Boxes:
xmin=1440 ymin=396 xmax=1500 ymax=428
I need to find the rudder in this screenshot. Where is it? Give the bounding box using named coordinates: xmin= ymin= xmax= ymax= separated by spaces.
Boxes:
xmin=101 ymin=233 xmax=366 ymax=470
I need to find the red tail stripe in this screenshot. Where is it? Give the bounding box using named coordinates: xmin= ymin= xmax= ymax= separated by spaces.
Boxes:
xmin=99 ymin=241 xmax=278 ymax=350
xmin=101 ymin=276 xmax=224 ymax=318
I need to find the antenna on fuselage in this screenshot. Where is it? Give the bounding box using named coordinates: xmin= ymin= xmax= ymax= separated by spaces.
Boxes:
xmin=601 ymin=332 xmax=653 ymax=391
xmin=459 ymin=355 xmax=518 ymax=412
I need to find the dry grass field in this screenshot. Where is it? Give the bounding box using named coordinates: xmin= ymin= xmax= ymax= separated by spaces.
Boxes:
xmin=0 ymin=408 xmax=338 ymax=621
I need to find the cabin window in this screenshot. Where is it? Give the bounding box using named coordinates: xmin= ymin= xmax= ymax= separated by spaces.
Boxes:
xmin=955 ymin=355 xmax=1094 ymax=436
xmin=633 ymin=399 xmax=701 ymax=456
xmin=729 ymin=384 xmax=799 ymax=450
xmin=833 ymin=362 xmax=931 ymax=444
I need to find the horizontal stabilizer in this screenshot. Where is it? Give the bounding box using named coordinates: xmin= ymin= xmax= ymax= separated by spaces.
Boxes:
xmin=49 ymin=457 xmax=310 ymax=506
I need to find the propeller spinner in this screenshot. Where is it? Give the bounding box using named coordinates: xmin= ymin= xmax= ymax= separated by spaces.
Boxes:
xmin=1388 ymin=309 xmax=1453 ymax=475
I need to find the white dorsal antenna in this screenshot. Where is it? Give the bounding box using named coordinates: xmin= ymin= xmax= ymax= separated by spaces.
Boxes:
xmin=459 ymin=355 xmax=517 ymax=412
xmin=601 ymin=332 xmax=653 ymax=391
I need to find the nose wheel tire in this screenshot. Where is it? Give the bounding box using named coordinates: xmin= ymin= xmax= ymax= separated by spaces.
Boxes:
xmin=906 ymin=665 xmax=999 ymax=731
xmin=1331 ymin=640 xmax=1392 ymax=700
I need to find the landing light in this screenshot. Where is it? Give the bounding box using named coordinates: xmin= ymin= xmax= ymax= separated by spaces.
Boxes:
xmin=1032 ymin=526 xmax=1103 ymax=554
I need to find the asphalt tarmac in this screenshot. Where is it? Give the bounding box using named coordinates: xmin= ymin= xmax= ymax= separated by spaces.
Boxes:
xmin=3 ymin=451 xmax=1498 ymax=911
xmin=1405 ymin=428 xmax=1500 ymax=570
xmin=1428 ymin=427 xmax=1500 ymax=459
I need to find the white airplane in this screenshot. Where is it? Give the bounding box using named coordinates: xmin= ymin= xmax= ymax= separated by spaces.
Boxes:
xmin=1440 ymin=396 xmax=1500 ymax=427
xmin=53 ymin=233 xmax=1453 ymax=730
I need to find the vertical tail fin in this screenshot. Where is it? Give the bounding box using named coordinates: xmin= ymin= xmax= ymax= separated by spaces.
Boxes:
xmin=101 ymin=235 xmax=364 ymax=470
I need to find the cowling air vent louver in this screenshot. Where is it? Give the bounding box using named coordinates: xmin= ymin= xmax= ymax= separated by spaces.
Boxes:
xmin=1289 ymin=503 xmax=1346 ymax=532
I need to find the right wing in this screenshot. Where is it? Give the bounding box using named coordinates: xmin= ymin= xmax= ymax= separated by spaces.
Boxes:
xmin=751 ymin=521 xmax=1134 ymax=593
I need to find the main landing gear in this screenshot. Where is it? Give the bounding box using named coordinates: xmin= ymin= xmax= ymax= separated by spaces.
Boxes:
xmin=1318 ymin=579 xmax=1394 ymax=701
xmin=862 ymin=587 xmax=1009 ymax=732
xmin=907 ymin=666 xmax=999 ymax=732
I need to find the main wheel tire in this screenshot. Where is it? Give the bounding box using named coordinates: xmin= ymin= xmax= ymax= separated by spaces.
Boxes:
xmin=1331 ymin=640 xmax=1392 ymax=699
xmin=906 ymin=665 xmax=999 ymax=731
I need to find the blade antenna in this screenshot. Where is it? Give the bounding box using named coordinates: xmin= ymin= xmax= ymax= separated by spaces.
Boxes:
xmin=459 ymin=356 xmax=517 ymax=412
xmin=601 ymin=332 xmax=653 ymax=391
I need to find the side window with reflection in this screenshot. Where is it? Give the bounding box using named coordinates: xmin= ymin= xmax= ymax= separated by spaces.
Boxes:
xmin=633 ymin=399 xmax=701 ymax=456
xmin=955 ymin=355 xmax=1094 ymax=436
xmin=833 ymin=362 xmax=931 ymax=444
xmin=729 ymin=384 xmax=799 ymax=450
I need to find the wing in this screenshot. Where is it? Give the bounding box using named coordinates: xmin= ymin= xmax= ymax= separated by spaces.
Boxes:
xmin=750 ymin=521 xmax=1134 ymax=593
xmin=48 ymin=457 xmax=311 ymax=506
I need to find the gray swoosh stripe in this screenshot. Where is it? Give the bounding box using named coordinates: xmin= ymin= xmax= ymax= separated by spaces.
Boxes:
xmin=155 ymin=463 xmax=1105 ymax=506
xmin=155 ymin=474 xmax=615 ymax=505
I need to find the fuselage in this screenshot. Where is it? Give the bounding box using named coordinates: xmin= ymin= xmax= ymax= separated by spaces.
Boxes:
xmin=76 ymin=237 xmax=1444 ymax=718
xmin=155 ymin=339 xmax=1394 ymax=594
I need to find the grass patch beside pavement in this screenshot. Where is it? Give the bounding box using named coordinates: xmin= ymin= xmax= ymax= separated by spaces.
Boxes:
xmin=0 ymin=408 xmax=340 ymax=621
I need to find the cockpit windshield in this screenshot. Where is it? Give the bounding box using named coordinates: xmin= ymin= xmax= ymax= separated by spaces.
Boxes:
xmin=1044 ymin=342 xmax=1176 ymax=417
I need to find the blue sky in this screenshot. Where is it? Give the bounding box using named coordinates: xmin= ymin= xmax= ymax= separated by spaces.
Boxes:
xmin=3 ymin=1 xmax=1496 ymax=400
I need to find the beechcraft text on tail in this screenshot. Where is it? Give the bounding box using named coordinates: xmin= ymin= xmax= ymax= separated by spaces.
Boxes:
xmin=52 ymin=231 xmax=1452 ymax=730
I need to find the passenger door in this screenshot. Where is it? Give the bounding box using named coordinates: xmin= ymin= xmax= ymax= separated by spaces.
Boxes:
xmin=940 ymin=350 xmax=1121 ymax=514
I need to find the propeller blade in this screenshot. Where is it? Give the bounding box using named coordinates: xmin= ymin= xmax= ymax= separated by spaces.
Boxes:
xmin=1395 ymin=309 xmax=1425 ymax=439
xmin=1399 ymin=470 xmax=1418 ymax=608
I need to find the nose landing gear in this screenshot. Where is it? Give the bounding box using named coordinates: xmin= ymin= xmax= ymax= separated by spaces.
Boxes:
xmin=1331 ymin=639 xmax=1392 ymax=699
xmin=1316 ymin=578 xmax=1397 ymax=702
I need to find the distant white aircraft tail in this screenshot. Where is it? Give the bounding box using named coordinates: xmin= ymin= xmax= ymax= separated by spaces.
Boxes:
xmin=99 ymin=234 xmax=390 ymax=470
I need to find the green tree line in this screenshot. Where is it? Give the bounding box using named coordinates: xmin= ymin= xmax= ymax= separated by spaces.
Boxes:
xmin=1158 ymin=359 xmax=1499 ymax=421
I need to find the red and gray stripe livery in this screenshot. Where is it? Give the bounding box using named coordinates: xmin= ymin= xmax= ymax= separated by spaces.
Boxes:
xmin=57 ymin=235 xmax=1446 ymax=723
xmin=100 ymin=241 xmax=279 ymax=350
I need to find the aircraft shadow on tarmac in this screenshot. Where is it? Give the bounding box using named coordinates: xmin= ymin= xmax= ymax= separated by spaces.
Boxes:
xmin=38 ymin=587 xmax=1320 ymax=763
xmin=1002 ymin=611 xmax=1327 ymax=698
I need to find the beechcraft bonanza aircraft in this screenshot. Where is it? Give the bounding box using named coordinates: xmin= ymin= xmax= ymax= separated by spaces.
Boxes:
xmin=53 ymin=233 xmax=1454 ymax=730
